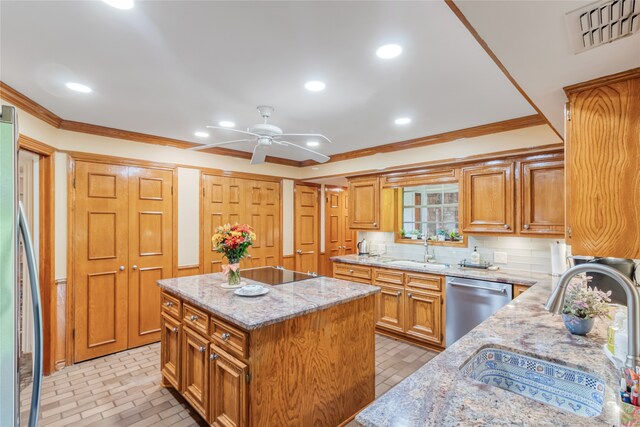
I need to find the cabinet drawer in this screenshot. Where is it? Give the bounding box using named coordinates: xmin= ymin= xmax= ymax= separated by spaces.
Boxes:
xmin=183 ymin=303 xmax=209 ymax=337
xmin=405 ymin=272 xmax=443 ymax=292
xmin=161 ymin=292 xmax=182 ymax=319
xmin=334 ymin=263 xmax=372 ymax=280
xmin=210 ymin=318 xmax=249 ymax=361
xmin=335 ymin=274 xmax=372 ymax=284
xmin=373 ymin=268 xmax=404 ymax=287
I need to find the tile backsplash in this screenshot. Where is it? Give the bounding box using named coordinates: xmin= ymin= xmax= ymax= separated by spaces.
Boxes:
xmin=357 ymin=232 xmax=563 ymax=274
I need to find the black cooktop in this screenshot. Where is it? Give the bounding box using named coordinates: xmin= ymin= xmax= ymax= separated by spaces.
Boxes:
xmin=240 ymin=266 xmax=318 ymax=286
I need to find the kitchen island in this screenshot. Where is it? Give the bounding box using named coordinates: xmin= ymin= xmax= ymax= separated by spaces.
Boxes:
xmin=156 ymin=268 xmax=379 ymax=427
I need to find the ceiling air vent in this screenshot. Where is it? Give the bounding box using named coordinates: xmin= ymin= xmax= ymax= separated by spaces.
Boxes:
xmin=566 ymin=0 xmax=640 ymax=53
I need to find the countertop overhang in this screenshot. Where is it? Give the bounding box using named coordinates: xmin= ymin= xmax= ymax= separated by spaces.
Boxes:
xmin=157 ymin=272 xmax=379 ymax=330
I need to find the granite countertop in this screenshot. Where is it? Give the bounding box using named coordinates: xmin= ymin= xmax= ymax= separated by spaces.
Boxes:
xmin=355 ymin=278 xmax=627 ymax=427
xmin=156 ymin=273 xmax=379 ymax=330
xmin=331 ymin=254 xmax=550 ymax=286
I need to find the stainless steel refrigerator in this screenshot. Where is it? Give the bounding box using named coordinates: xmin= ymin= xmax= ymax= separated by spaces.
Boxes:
xmin=1 ymin=105 xmax=43 ymax=427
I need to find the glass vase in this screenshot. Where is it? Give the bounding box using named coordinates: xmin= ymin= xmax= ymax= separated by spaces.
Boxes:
xmin=226 ymin=259 xmax=241 ymax=287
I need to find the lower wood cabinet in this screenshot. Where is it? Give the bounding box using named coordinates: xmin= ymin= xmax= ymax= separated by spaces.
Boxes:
xmin=183 ymin=326 xmax=210 ymax=420
xmin=404 ymin=290 xmax=443 ymax=345
xmin=209 ymin=346 xmax=248 ymax=427
xmin=160 ymin=314 xmax=181 ymax=390
xmin=513 ymin=284 xmax=530 ymax=298
xmin=375 ymin=285 xmax=405 ymax=333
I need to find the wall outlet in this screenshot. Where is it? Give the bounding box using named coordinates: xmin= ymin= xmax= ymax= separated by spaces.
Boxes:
xmin=494 ymin=251 xmax=508 ymax=264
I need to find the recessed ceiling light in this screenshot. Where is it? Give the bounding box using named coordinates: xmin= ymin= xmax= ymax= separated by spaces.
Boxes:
xmin=305 ymin=81 xmax=326 ymax=92
xmin=103 ymin=0 xmax=134 ymax=9
xmin=306 ymin=141 xmax=320 ymax=147
xmin=394 ymin=117 xmax=411 ymax=125
xmin=218 ymin=121 xmax=235 ymax=128
xmin=376 ymin=44 xmax=403 ymax=59
xmin=65 ymin=82 xmax=92 ymax=93
xmin=194 ymin=131 xmax=209 ymax=138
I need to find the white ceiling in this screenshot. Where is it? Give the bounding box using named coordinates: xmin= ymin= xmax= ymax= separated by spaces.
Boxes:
xmin=455 ymin=0 xmax=640 ymax=136
xmin=0 ymin=1 xmax=536 ymax=162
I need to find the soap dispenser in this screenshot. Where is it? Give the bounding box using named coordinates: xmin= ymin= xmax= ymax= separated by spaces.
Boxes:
xmin=471 ymin=246 xmax=481 ymax=264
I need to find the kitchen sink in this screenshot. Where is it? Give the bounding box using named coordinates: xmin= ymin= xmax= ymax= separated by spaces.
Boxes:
xmin=385 ymin=260 xmax=448 ymax=269
xmin=461 ymin=347 xmax=605 ymax=418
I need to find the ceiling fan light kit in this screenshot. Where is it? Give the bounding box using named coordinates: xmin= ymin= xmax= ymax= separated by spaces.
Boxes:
xmin=189 ymin=105 xmax=331 ymax=165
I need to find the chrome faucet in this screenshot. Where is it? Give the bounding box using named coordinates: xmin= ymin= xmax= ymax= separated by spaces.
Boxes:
xmin=424 ymin=236 xmax=434 ymax=263
xmin=545 ymin=263 xmax=640 ymax=370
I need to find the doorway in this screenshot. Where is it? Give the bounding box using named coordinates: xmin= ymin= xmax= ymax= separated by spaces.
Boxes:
xmin=294 ymin=183 xmax=320 ymax=274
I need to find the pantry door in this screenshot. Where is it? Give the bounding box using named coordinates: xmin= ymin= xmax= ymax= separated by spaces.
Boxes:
xmin=128 ymin=167 xmax=174 ymax=348
xmin=74 ymin=161 xmax=129 ymax=362
xmin=294 ymin=183 xmax=319 ymax=274
xmin=245 ymin=180 xmax=281 ymax=269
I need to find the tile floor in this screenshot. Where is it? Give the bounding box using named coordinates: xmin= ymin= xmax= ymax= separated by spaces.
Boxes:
xmin=20 ymin=334 xmax=436 ymax=426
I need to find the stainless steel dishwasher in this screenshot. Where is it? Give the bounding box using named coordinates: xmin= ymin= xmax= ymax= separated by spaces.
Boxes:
xmin=445 ymin=276 xmax=512 ymax=347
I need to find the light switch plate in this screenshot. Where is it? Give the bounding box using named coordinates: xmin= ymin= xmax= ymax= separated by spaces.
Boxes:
xmin=494 ymin=251 xmax=508 ymax=264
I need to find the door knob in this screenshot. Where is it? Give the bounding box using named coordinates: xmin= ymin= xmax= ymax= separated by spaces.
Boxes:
xmin=396 ymin=291 xmax=402 ymax=296
xmin=296 ymin=249 xmax=303 ymax=254
xmin=221 ymin=333 xmax=231 ymax=341
xmin=210 ymin=354 xmax=219 ymax=360
xmin=408 ymin=292 xmax=413 ymax=298
xmin=198 ymin=346 xmax=206 ymax=353
xmin=172 ymin=327 xmax=178 ymax=333
xmin=132 ymin=265 xmax=138 ymax=270
xmin=190 ymin=315 xmax=199 ymax=322
xmin=119 ymin=265 xmax=125 ymax=271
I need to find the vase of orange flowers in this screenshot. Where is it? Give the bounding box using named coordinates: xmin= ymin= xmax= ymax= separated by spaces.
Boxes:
xmin=212 ymin=223 xmax=256 ymax=288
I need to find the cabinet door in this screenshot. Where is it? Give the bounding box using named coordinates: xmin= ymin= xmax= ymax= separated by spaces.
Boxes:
xmin=566 ymin=76 xmax=640 ymax=258
xmin=375 ymin=285 xmax=404 ymax=333
xmin=404 ymin=290 xmax=443 ymax=345
xmin=161 ymin=314 xmax=181 ymax=390
xmin=348 ymin=177 xmax=380 ymax=230
xmin=209 ymin=346 xmax=248 ymax=427
xmin=520 ymin=160 xmax=564 ymax=235
xmin=462 ymin=164 xmax=515 ymax=234
xmin=182 ymin=327 xmax=209 ymax=420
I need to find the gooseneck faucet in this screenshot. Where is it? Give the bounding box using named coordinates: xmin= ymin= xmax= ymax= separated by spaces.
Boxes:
xmin=545 ymin=263 xmax=640 ymax=370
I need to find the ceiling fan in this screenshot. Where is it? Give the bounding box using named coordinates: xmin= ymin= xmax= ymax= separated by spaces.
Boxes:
xmin=188 ymin=105 xmax=331 ymax=165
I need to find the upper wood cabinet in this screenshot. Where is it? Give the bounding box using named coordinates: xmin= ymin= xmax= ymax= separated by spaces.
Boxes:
xmin=519 ymin=160 xmax=564 ymax=236
xmin=348 ymin=176 xmax=381 ymax=229
xmin=462 ymin=164 xmax=515 ymax=234
xmin=565 ymin=70 xmax=640 ymax=258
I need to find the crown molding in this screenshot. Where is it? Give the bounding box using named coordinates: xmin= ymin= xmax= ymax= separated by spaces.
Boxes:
xmin=563 ymin=67 xmax=640 ymax=95
xmin=0 ymin=82 xmax=62 ymax=127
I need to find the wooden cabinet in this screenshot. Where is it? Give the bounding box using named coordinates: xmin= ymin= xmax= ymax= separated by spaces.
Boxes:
xmin=209 ymin=346 xmax=248 ymax=427
xmin=519 ymin=160 xmax=564 ymax=236
xmin=182 ymin=326 xmax=210 ymax=420
xmin=160 ymin=314 xmax=181 ymax=390
xmin=404 ymin=290 xmax=443 ymax=346
xmin=375 ymin=285 xmax=405 ymax=333
xmin=565 ymin=70 xmax=640 ymax=258
xmin=513 ymin=285 xmax=529 ymax=298
xmin=348 ymin=177 xmax=380 ymax=229
xmin=333 ymin=263 xmax=372 ymax=284
xmin=462 ymin=164 xmax=515 ymax=234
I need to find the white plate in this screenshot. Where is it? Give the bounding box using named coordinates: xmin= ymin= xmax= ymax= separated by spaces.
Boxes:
xmin=234 ymin=285 xmax=269 ymax=297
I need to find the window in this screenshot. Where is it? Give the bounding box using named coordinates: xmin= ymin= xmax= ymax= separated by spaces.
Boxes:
xmin=400 ymin=183 xmax=462 ymax=242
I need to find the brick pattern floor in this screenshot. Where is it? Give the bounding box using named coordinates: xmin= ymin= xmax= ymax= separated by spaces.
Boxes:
xmin=20 ymin=334 xmax=436 ymax=426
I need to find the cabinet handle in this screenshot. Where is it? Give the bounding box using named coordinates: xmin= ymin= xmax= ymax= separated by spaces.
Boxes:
xmin=221 ymin=333 xmax=231 ymax=341
xmin=190 ymin=315 xmax=198 ymax=322
xmin=503 ymin=224 xmax=510 ymax=230
xmin=119 ymin=265 xmax=125 ymax=271
xmin=523 ymin=224 xmax=530 ymax=230
xmin=408 ymin=292 xmax=413 ymax=298
xmin=165 ymin=301 xmax=174 ymax=308
xmin=373 ymin=222 xmax=378 ymax=227
xmin=198 ymin=346 xmax=205 ymax=353
xmin=210 ymin=353 xmax=219 ymax=360
xmin=172 ymin=327 xmax=178 ymax=333
xmin=396 ymin=291 xmax=402 ymax=296
xmin=567 ymin=226 xmax=572 ymax=238
xmin=132 ymin=265 xmax=138 ymax=270
xmin=349 ymin=269 xmax=354 ymax=274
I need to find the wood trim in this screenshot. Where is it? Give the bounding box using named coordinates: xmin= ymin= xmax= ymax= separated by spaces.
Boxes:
xmin=374 ymin=327 xmax=444 ymax=353
xmin=300 ymin=114 xmax=547 ymax=167
xmin=172 ymin=169 xmax=179 ymax=278
xmin=64 ymin=150 xmax=177 ymax=170
xmin=199 ymin=167 xmax=284 ymax=183
xmin=18 ymin=134 xmax=55 ymax=156
xmin=443 ymin=1 xmax=563 ymax=140
xmin=282 ymin=254 xmax=295 ymax=271
xmin=563 ymin=67 xmax=640 ymax=95
xmin=65 ymin=157 xmax=75 ymax=364
xmin=0 ymin=82 xmax=62 ymax=128
xmin=177 ymin=265 xmax=201 ymax=277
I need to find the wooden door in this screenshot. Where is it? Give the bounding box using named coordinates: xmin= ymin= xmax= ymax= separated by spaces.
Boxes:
xmin=520 ymin=160 xmax=564 ymax=236
xmin=294 ymin=183 xmax=319 ymax=274
xmin=348 ymin=177 xmax=380 ymax=230
xmin=341 ymin=191 xmax=356 ymax=254
xmin=160 ymin=314 xmax=181 ymax=390
xmin=375 ymin=286 xmax=404 ymax=333
xmin=404 ymin=290 xmax=443 ymax=345
xmin=325 ymin=189 xmax=342 ymax=261
xmin=566 ymin=75 xmax=640 ymax=258
xmin=244 ymin=180 xmax=280 ymax=269
xmin=209 ymin=346 xmax=248 ymax=427
xmin=128 ymin=167 xmax=173 ymax=348
xmin=202 ymin=175 xmax=243 ymax=273
xmin=73 ymin=161 xmax=129 ymax=362
xmin=462 ymin=164 xmax=515 ymax=234
xmin=182 ymin=327 xmax=209 ymax=420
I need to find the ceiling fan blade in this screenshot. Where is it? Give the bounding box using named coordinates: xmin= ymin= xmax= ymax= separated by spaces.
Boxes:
xmin=205 ymin=125 xmax=261 ymax=138
xmin=187 ymin=138 xmax=254 ymax=151
xmin=275 ymin=140 xmax=330 ymax=163
xmin=274 ymin=133 xmax=332 ymax=144
xmin=250 ymin=144 xmax=268 ymax=165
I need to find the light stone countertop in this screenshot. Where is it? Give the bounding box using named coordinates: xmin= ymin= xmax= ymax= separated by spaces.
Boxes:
xmin=331 ymin=254 xmax=551 ymax=286
xmin=355 ymin=276 xmax=628 ymax=427
xmin=156 ymin=272 xmax=379 ymax=330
